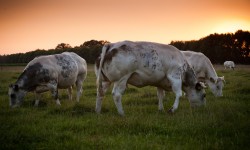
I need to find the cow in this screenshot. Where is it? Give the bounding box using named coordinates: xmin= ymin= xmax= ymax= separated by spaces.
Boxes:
xmin=181 ymin=51 xmax=225 ymax=97
xmin=224 ymin=61 xmax=235 ymax=70
xmin=156 ymin=50 xmax=225 ymax=110
xmin=95 ymin=41 xmax=206 ymax=116
xmin=8 ymin=52 xmax=87 ymax=107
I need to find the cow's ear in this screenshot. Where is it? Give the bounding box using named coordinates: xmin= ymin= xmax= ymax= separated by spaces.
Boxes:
xmin=14 ymin=84 xmax=19 ymax=92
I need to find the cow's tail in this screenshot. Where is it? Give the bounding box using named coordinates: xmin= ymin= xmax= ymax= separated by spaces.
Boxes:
xmin=96 ymin=44 xmax=109 ymax=95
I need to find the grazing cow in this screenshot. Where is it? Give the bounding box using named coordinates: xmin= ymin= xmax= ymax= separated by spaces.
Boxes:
xmin=95 ymin=41 xmax=206 ymax=116
xmin=224 ymin=61 xmax=235 ymax=70
xmin=181 ymin=51 xmax=225 ymax=97
xmin=8 ymin=52 xmax=87 ymax=107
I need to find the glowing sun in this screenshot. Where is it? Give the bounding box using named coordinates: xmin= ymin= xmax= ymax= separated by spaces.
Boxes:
xmin=212 ymin=20 xmax=250 ymax=33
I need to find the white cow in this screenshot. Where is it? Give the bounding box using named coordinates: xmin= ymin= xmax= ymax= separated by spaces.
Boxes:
xmin=157 ymin=51 xmax=225 ymax=110
xmin=224 ymin=61 xmax=235 ymax=70
xmin=95 ymin=41 xmax=206 ymax=116
xmin=182 ymin=51 xmax=225 ymax=97
xmin=8 ymin=52 xmax=87 ymax=107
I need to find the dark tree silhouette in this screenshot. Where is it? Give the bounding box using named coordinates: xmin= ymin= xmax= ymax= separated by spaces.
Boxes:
xmin=171 ymin=30 xmax=250 ymax=64
xmin=55 ymin=43 xmax=72 ymax=49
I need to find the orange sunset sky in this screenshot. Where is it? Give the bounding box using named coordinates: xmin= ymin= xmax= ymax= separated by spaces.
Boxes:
xmin=0 ymin=0 xmax=250 ymax=55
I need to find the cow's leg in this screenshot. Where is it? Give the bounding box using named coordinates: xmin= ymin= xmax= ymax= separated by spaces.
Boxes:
xmin=52 ymin=88 xmax=60 ymax=106
xmin=67 ymin=86 xmax=73 ymax=101
xmin=75 ymin=75 xmax=85 ymax=102
xmin=157 ymin=87 xmax=165 ymax=111
xmin=96 ymin=81 xmax=111 ymax=114
xmin=96 ymin=91 xmax=103 ymax=114
xmin=168 ymin=75 xmax=182 ymax=113
xmin=47 ymin=80 xmax=61 ymax=106
xmin=34 ymin=92 xmax=41 ymax=107
xmin=112 ymin=76 xmax=129 ymax=116
xmin=76 ymin=81 xmax=83 ymax=102
xmin=102 ymin=81 xmax=111 ymax=93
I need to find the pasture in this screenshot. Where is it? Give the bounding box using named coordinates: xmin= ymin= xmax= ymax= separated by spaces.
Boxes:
xmin=0 ymin=65 xmax=249 ymax=149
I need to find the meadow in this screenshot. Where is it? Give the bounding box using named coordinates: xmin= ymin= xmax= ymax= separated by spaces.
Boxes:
xmin=0 ymin=65 xmax=249 ymax=149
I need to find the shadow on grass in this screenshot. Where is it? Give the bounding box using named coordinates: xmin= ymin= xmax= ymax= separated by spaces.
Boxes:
xmin=47 ymin=103 xmax=110 ymax=116
xmin=21 ymin=100 xmax=48 ymax=108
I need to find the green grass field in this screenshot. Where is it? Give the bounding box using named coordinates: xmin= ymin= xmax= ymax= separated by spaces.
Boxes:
xmin=0 ymin=65 xmax=249 ymax=149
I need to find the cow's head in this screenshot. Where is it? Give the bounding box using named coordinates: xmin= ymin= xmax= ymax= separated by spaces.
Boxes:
xmin=8 ymin=84 xmax=26 ymax=107
xmin=209 ymin=76 xmax=225 ymax=97
xmin=183 ymin=66 xmax=206 ymax=107
xmin=185 ymin=82 xmax=206 ymax=107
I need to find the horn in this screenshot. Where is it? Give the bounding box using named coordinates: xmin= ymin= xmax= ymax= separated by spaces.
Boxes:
xmin=218 ymin=76 xmax=226 ymax=83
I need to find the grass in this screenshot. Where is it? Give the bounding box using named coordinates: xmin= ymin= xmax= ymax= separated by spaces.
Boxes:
xmin=0 ymin=65 xmax=249 ymax=149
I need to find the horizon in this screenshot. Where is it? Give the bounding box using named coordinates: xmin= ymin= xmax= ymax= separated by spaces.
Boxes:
xmin=1 ymin=0 xmax=250 ymax=55
xmin=0 ymin=29 xmax=248 ymax=56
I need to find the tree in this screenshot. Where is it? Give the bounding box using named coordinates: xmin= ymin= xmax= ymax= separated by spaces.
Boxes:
xmin=55 ymin=43 xmax=72 ymax=49
xmin=234 ymin=30 xmax=250 ymax=58
xmin=80 ymin=40 xmax=109 ymax=48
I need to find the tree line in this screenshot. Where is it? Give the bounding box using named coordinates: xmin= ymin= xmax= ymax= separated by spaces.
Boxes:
xmin=170 ymin=30 xmax=250 ymax=64
xmin=0 ymin=30 xmax=249 ymax=65
xmin=0 ymin=40 xmax=108 ymax=65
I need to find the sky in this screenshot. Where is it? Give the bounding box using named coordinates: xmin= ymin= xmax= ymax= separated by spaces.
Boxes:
xmin=0 ymin=0 xmax=250 ymax=55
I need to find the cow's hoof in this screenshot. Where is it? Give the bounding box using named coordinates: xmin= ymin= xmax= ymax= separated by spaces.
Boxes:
xmin=56 ymin=99 xmax=61 ymax=106
xmin=168 ymin=108 xmax=174 ymax=115
xmin=96 ymin=110 xmax=101 ymax=114
xmin=119 ymin=113 xmax=125 ymax=117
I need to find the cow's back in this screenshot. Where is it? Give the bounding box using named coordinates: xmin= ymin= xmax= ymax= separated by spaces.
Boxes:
xmin=182 ymin=51 xmax=208 ymax=68
xmin=136 ymin=42 xmax=186 ymax=69
xmin=64 ymin=52 xmax=87 ymax=75
xmin=224 ymin=61 xmax=235 ymax=67
xmin=106 ymin=41 xmax=186 ymax=70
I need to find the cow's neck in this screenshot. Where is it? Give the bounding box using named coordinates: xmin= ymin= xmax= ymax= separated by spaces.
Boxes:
xmin=206 ymin=80 xmax=215 ymax=90
xmin=16 ymin=78 xmax=26 ymax=91
xmin=205 ymin=61 xmax=218 ymax=81
xmin=16 ymin=71 xmax=31 ymax=92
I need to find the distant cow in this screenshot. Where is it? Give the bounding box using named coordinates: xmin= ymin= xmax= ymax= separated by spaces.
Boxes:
xmin=8 ymin=52 xmax=87 ymax=107
xmin=182 ymin=51 xmax=225 ymax=97
xmin=95 ymin=41 xmax=206 ymax=116
xmin=224 ymin=61 xmax=235 ymax=70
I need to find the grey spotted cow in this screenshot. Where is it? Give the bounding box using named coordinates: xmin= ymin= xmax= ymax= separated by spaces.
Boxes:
xmin=95 ymin=41 xmax=206 ymax=116
xmin=8 ymin=52 xmax=87 ymax=107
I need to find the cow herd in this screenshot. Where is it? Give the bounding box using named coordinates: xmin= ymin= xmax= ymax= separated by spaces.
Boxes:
xmin=8 ymin=41 xmax=235 ymax=115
